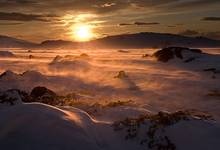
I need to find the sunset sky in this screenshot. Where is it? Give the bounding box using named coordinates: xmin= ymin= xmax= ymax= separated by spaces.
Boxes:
xmin=0 ymin=0 xmax=220 ymax=42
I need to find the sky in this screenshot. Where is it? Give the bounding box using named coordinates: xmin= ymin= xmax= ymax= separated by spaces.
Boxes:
xmin=0 ymin=0 xmax=220 ymax=42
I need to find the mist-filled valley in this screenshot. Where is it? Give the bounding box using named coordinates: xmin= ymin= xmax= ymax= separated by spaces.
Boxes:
xmin=1 ymin=46 xmax=220 ymax=150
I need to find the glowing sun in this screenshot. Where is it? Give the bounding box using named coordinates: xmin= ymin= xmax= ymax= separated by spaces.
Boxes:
xmin=73 ymin=25 xmax=94 ymax=41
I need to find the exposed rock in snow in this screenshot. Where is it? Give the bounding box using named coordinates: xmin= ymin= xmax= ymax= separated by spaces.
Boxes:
xmin=118 ymin=49 xmax=130 ymax=53
xmin=114 ymin=71 xmax=128 ymax=79
xmin=0 ymin=51 xmax=15 ymax=57
xmin=49 ymin=55 xmax=91 ymax=71
xmin=153 ymin=47 xmax=202 ymax=62
xmin=0 ymin=70 xmax=49 ymax=92
xmin=30 ymin=86 xmax=57 ymax=99
xmin=0 ymin=89 xmax=24 ymax=106
xmin=0 ymin=70 xmax=20 ymax=80
xmin=113 ymin=110 xmax=219 ymax=150
xmin=21 ymin=70 xmax=46 ymax=80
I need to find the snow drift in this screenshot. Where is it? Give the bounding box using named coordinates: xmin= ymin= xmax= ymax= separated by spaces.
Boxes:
xmin=1 ymin=90 xmax=220 ymax=150
xmin=0 ymin=51 xmax=15 ymax=57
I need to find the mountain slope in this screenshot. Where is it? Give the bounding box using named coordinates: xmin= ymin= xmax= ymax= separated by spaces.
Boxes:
xmin=1 ymin=32 xmax=220 ymax=49
xmin=88 ymin=32 xmax=220 ymax=48
xmin=0 ymin=35 xmax=36 ymax=48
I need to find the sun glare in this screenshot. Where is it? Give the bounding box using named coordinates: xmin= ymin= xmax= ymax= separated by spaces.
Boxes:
xmin=73 ymin=25 xmax=93 ymax=41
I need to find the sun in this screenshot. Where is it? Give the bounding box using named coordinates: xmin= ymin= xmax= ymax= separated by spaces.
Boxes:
xmin=73 ymin=25 xmax=93 ymax=41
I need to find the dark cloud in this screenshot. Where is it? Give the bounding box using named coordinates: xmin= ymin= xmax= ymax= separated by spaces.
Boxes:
xmin=167 ymin=25 xmax=176 ymax=28
xmin=0 ymin=22 xmax=23 ymax=25
xmin=202 ymin=17 xmax=220 ymax=21
xmin=0 ymin=12 xmax=57 ymax=22
xmin=164 ymin=0 xmax=220 ymax=12
xmin=0 ymin=0 xmax=37 ymax=9
xmin=119 ymin=23 xmax=132 ymax=26
xmin=134 ymin=22 xmax=160 ymax=25
xmin=119 ymin=22 xmax=160 ymax=26
xmin=1 ymin=0 xmax=218 ymax=15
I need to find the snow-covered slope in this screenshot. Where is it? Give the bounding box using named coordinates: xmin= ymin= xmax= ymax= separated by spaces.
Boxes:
xmin=0 ymin=51 xmax=15 ymax=57
xmin=1 ymin=100 xmax=220 ymax=150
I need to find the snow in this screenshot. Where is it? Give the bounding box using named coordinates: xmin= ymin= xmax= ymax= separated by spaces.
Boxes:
xmin=0 ymin=51 xmax=15 ymax=57
xmin=0 ymin=47 xmax=220 ymax=149
xmin=0 ymin=102 xmax=220 ymax=150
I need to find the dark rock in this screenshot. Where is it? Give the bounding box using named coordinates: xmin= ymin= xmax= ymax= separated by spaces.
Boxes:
xmin=0 ymin=89 xmax=28 ymax=105
xmin=0 ymin=70 xmax=18 ymax=79
xmin=114 ymin=71 xmax=128 ymax=78
xmin=142 ymin=54 xmax=150 ymax=58
xmin=184 ymin=57 xmax=196 ymax=63
xmin=29 ymin=55 xmax=34 ymax=59
xmin=204 ymin=68 xmax=216 ymax=72
xmin=153 ymin=47 xmax=202 ymax=62
xmin=30 ymin=86 xmax=57 ymax=99
xmin=118 ymin=50 xmax=129 ymax=53
xmin=190 ymin=49 xmax=202 ymax=53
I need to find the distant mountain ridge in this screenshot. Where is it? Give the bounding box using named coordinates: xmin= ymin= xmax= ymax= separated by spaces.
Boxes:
xmin=1 ymin=32 xmax=220 ymax=49
xmin=0 ymin=35 xmax=37 ymax=48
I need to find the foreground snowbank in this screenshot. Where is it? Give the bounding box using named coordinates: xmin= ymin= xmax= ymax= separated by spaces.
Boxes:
xmin=1 ymin=99 xmax=220 ymax=150
xmin=0 ymin=103 xmax=104 ymax=150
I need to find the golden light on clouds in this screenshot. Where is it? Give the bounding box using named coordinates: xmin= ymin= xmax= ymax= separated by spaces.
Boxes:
xmin=60 ymin=14 xmax=98 ymax=41
xmin=73 ymin=24 xmax=94 ymax=41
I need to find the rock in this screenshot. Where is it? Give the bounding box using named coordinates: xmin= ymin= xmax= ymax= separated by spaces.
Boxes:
xmin=79 ymin=53 xmax=89 ymax=58
xmin=152 ymin=47 xmax=202 ymax=62
xmin=114 ymin=71 xmax=128 ymax=78
xmin=204 ymin=68 xmax=217 ymax=72
xmin=29 ymin=55 xmax=34 ymax=59
xmin=184 ymin=57 xmax=196 ymax=63
xmin=30 ymin=86 xmax=57 ymax=99
xmin=0 ymin=89 xmax=26 ymax=105
xmin=118 ymin=50 xmax=129 ymax=53
xmin=142 ymin=54 xmax=149 ymax=58
xmin=0 ymin=70 xmax=19 ymax=80
xmin=29 ymin=86 xmax=59 ymax=105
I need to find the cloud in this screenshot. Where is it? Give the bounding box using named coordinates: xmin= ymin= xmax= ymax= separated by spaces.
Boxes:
xmin=134 ymin=22 xmax=160 ymax=25
xmin=201 ymin=17 xmax=220 ymax=21
xmin=118 ymin=23 xmax=132 ymax=26
xmin=119 ymin=22 xmax=160 ymax=26
xmin=0 ymin=22 xmax=23 ymax=25
xmin=0 ymin=12 xmax=57 ymax=22
xmin=1 ymin=0 xmax=218 ymax=15
xmin=167 ymin=25 xmax=176 ymax=28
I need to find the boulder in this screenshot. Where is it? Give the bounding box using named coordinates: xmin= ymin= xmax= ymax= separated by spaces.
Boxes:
xmin=152 ymin=47 xmax=202 ymax=62
xmin=0 ymin=89 xmax=27 ymax=105
xmin=30 ymin=86 xmax=57 ymax=99
xmin=114 ymin=71 xmax=128 ymax=79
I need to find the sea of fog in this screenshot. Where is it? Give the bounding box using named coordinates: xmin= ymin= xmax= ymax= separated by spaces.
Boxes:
xmin=0 ymin=48 xmax=220 ymax=120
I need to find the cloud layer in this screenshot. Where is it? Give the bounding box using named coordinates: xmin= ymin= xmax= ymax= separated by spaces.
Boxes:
xmin=0 ymin=0 xmax=219 ymax=41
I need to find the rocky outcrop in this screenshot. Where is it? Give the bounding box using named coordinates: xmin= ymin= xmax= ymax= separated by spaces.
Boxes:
xmin=153 ymin=47 xmax=202 ymax=62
